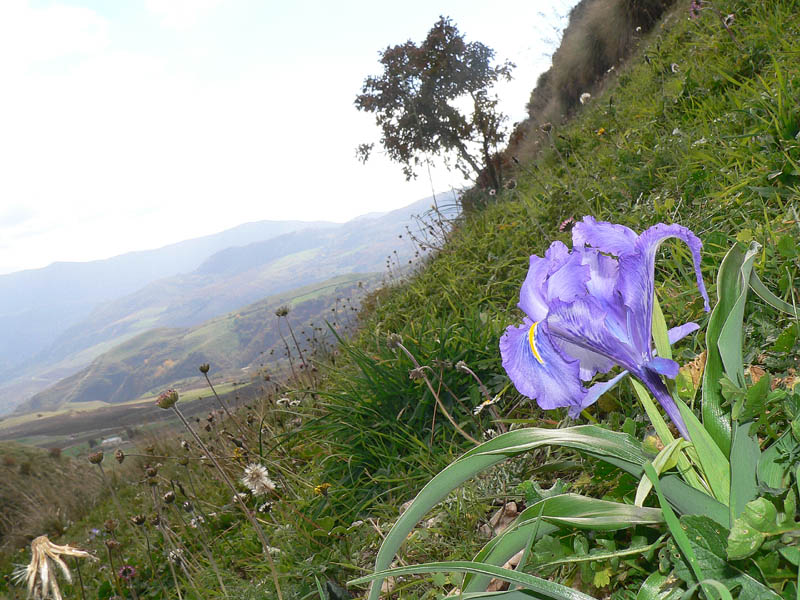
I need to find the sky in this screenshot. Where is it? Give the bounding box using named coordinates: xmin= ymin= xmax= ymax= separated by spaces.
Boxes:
xmin=0 ymin=0 xmax=577 ymax=275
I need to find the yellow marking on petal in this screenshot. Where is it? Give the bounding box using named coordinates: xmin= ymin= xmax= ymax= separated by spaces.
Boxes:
xmin=528 ymin=321 xmax=545 ymax=365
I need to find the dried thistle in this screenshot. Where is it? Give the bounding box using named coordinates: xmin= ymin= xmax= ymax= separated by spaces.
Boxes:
xmin=241 ymin=463 xmax=276 ymax=495
xmin=11 ymin=535 xmax=95 ymax=600
xmin=156 ymin=389 xmax=179 ymax=409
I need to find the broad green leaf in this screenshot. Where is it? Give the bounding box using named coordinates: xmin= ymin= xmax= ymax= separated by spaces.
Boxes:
xmin=364 ymin=426 xmax=647 ymax=600
xmin=636 ymin=438 xmax=690 ymax=506
xmin=671 ymin=515 xmax=781 ymax=599
xmin=350 ymin=561 xmax=598 ymax=600
xmin=702 ymin=243 xmax=753 ymax=456
xmin=644 ymin=464 xmax=706 ymax=585
xmin=776 ymin=234 xmax=798 ymax=258
xmin=728 ymin=421 xmax=760 ymax=522
xmin=676 ymin=396 xmax=731 ymax=505
xmin=727 ymin=493 xmax=800 ymax=560
xmin=592 ymin=567 xmax=611 ymax=588
xmin=772 ymin=323 xmax=799 ymax=353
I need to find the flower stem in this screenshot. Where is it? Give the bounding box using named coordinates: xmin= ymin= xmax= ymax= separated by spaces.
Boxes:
xmin=396 ymin=343 xmax=478 ymax=445
xmin=171 ymin=405 xmax=284 ymax=600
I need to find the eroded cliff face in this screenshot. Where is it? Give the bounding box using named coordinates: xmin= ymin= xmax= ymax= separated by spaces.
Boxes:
xmin=504 ymin=0 xmax=676 ymax=165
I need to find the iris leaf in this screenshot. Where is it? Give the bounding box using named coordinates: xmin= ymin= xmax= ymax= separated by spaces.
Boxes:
xmin=363 ymin=426 xmax=646 ymax=600
xmin=701 ymin=243 xmax=748 ymax=457
xmin=351 ymin=561 xmax=598 ymax=600
xmin=676 ymin=396 xmax=731 ymax=506
xmin=728 ymin=421 xmax=760 ymax=522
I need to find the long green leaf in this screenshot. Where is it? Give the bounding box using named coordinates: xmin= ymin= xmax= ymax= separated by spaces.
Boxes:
xmin=758 ymin=430 xmax=797 ymax=489
xmin=644 ymin=464 xmax=706 ymax=585
xmin=652 ymin=295 xmax=672 ymax=360
xmin=462 ymin=495 xmax=662 ymax=593
xmin=728 ymin=421 xmax=760 ymax=522
xmin=464 ymin=507 xmax=558 ymax=592
xmin=702 ymin=243 xmax=749 ymax=456
xmin=636 ymin=571 xmax=682 ymax=600
xmin=676 ymin=396 xmax=730 ymax=506
xmin=459 ymin=592 xmax=557 ymax=600
xmin=636 ymin=438 xmax=690 ymax=506
xmin=749 ymin=269 xmax=799 ymax=316
xmin=718 ymin=242 xmax=760 ymax=385
xmin=351 ymin=561 xmax=598 ymax=600
xmin=660 ymin=476 xmax=730 ymax=527
xmin=365 ymin=426 xmax=646 ymax=600
xmin=631 ymin=379 xmax=707 ymax=493
xmin=535 ymin=535 xmax=666 ymax=571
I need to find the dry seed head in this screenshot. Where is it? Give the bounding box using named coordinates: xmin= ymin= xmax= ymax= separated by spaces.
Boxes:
xmin=13 ymin=535 xmax=96 ymax=600
xmin=241 ymin=463 xmax=276 ymax=495
xmin=114 ymin=448 xmax=125 ymax=464
xmin=156 ymin=389 xmax=179 ymax=409
xmin=163 ymin=491 xmax=176 ymax=504
xmin=199 ymin=363 xmax=210 ymax=374
xmin=104 ymin=539 xmax=121 ymax=551
xmin=386 ymin=333 xmax=403 ymax=350
xmin=87 ymin=451 xmax=104 ymax=465
xmin=131 ymin=514 xmax=146 ymax=526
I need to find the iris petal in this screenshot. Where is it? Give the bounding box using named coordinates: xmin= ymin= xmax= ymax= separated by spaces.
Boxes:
xmin=518 ymin=255 xmax=551 ymax=321
xmin=572 ymin=216 xmax=637 ymax=255
xmin=667 ymin=323 xmax=700 ymax=344
xmin=499 ymin=318 xmax=587 ymax=417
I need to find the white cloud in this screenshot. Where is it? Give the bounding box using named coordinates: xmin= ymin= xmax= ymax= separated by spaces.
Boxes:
xmin=144 ymin=0 xmax=225 ymax=30
xmin=0 ymin=1 xmax=109 ymax=78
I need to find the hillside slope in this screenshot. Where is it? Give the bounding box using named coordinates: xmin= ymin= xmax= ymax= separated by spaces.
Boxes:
xmin=0 ymin=219 xmax=335 ymax=381
xmin=2 ymin=197 xmax=447 ymax=413
xmin=21 ymin=273 xmax=374 ymax=411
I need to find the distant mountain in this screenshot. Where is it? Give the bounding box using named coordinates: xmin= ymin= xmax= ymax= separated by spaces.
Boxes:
xmin=2 ymin=196 xmax=453 ymax=414
xmin=0 ymin=219 xmax=336 ymax=377
xmin=21 ymin=274 xmax=373 ymax=412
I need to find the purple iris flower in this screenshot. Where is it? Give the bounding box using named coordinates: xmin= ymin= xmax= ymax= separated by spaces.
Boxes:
xmin=500 ymin=216 xmax=710 ymax=439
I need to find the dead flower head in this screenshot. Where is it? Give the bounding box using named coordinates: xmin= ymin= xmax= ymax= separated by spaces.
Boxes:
xmin=11 ymin=535 xmax=95 ymax=600
xmin=241 ymin=463 xmax=276 ymax=495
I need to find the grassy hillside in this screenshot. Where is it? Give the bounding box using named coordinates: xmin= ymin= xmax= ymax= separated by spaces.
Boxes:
xmin=2 ymin=1 xmax=799 ymax=599
xmin=0 ymin=220 xmax=333 ymax=381
xmin=1 ymin=198 xmax=439 ymax=413
xmin=18 ymin=273 xmax=374 ymax=412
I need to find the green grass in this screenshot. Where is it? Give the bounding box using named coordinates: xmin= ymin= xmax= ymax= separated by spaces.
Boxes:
xmin=2 ymin=1 xmax=800 ymax=598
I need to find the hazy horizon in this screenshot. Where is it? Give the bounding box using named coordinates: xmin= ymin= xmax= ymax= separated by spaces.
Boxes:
xmin=0 ymin=0 xmax=577 ymax=275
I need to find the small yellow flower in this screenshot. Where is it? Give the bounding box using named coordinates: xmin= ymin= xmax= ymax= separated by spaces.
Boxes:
xmin=314 ymin=483 xmax=331 ymax=497
xmin=232 ymin=447 xmax=245 ymax=463
xmin=596 ymin=127 xmax=606 ymax=136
